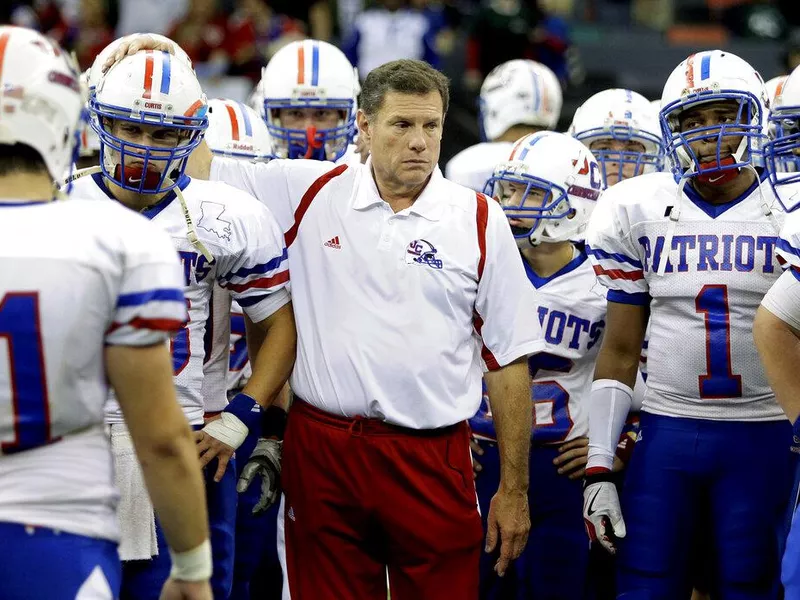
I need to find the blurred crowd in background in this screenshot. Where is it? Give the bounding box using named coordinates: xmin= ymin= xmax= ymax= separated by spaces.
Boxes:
xmin=3 ymin=0 xmax=800 ymax=162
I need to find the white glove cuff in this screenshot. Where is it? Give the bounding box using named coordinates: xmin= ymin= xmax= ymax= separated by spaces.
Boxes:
xmin=169 ymin=539 xmax=212 ymax=582
xmin=202 ymin=412 xmax=248 ymax=450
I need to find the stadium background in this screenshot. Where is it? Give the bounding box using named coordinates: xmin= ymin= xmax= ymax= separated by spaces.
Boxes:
xmin=2 ymin=0 xmax=798 ymax=164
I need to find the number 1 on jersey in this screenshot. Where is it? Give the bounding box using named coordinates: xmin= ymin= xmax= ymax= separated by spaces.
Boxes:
xmin=695 ymin=284 xmax=743 ymax=399
xmin=0 ymin=292 xmax=52 ymax=453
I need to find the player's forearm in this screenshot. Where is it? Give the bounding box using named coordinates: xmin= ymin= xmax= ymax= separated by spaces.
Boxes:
xmin=754 ymin=305 xmax=800 ymax=422
xmin=592 ymin=301 xmax=647 ymax=389
xmin=107 ymin=344 xmax=209 ymax=553
xmin=137 ymin=422 xmax=210 ymax=552
xmin=485 ymin=358 xmax=531 ymax=493
xmin=242 ymin=302 xmax=297 ymax=409
xmin=592 ymin=343 xmax=640 ymax=389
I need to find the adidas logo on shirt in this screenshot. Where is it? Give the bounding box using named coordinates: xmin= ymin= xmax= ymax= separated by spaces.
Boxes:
xmin=324 ymin=236 xmax=341 ymax=250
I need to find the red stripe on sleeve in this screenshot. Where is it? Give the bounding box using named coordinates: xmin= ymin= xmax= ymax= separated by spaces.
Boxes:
xmin=284 ymin=164 xmax=349 ymax=247
xmin=592 ymin=264 xmax=644 ymax=281
xmin=472 ymin=192 xmax=500 ymax=370
xmin=224 ymin=270 xmax=290 ymax=293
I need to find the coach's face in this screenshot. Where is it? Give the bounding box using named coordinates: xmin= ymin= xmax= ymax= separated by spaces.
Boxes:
xmin=360 ymin=90 xmax=443 ymax=191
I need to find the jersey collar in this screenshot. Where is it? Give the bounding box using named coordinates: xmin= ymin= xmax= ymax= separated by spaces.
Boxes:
xmin=522 ymin=244 xmax=588 ymax=289
xmin=91 ymin=172 xmax=191 ymax=220
xmin=353 ymin=157 xmax=444 ymax=221
xmin=683 ymin=168 xmax=768 ymax=219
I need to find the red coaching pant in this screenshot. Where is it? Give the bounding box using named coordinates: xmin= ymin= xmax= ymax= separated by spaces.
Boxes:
xmin=281 ymin=399 xmax=483 ymax=600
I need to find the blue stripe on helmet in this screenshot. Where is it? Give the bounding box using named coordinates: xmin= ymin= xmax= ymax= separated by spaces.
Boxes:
xmin=700 ymin=54 xmax=711 ymax=80
xmin=160 ymin=51 xmax=171 ymax=95
xmin=237 ymin=101 xmax=253 ymax=136
xmin=311 ymin=42 xmax=320 ymax=86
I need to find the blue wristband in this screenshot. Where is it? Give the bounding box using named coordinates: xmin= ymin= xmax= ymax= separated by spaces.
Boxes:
xmin=224 ymin=393 xmax=262 ymax=436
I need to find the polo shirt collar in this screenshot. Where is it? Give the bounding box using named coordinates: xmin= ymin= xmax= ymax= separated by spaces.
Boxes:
xmin=353 ymin=157 xmax=445 ymax=221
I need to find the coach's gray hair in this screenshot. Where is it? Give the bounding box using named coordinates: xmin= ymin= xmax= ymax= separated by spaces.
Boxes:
xmin=360 ymin=60 xmax=450 ymax=118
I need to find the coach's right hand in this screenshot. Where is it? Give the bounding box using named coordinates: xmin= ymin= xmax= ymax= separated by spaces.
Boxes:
xmin=485 ymin=487 xmax=530 ymax=577
xmin=160 ymin=579 xmax=212 ymax=600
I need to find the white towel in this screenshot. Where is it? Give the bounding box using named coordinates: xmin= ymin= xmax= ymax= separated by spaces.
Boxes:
xmin=110 ymin=423 xmax=159 ymax=561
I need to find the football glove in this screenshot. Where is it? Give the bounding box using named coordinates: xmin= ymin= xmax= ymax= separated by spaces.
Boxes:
xmin=236 ymin=438 xmax=282 ymax=515
xmin=583 ymin=473 xmax=626 ymax=554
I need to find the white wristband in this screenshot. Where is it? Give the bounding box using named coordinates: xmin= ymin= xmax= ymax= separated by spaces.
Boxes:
xmin=169 ymin=539 xmax=212 ymax=582
xmin=202 ymin=411 xmax=248 ymax=450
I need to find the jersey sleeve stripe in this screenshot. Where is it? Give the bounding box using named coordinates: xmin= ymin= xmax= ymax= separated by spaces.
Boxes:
xmin=107 ymin=316 xmax=185 ymax=334
xmin=117 ymin=288 xmax=185 ymax=307
xmin=219 ymin=248 xmax=288 ymax=282
xmin=777 ymin=237 xmax=800 ymax=258
xmin=607 ymin=289 xmax=651 ymax=305
xmin=592 ymin=264 xmax=644 ymax=281
xmin=585 ymin=244 xmax=643 ymax=269
xmin=236 ymin=293 xmax=271 ymax=307
xmin=221 ymin=270 xmax=290 ymax=292
xmin=791 ymin=266 xmax=800 ymax=282
xmin=285 ymin=164 xmax=349 ymax=247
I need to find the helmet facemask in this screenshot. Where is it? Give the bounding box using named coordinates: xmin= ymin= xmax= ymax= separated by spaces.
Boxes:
xmin=485 ymin=164 xmax=592 ymax=248
xmin=661 ymin=93 xmax=765 ymax=184
xmin=579 ymin=125 xmax=664 ymax=187
xmin=91 ymin=99 xmax=207 ymax=194
xmin=264 ymin=98 xmax=355 ymax=161
xmin=765 ymin=108 xmax=800 ymax=209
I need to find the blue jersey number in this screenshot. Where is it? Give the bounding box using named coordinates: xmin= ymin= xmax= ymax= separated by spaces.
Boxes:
xmin=229 ymin=313 xmax=249 ymax=372
xmin=695 ymin=284 xmax=742 ymax=398
xmin=0 ymin=292 xmax=52 ymax=453
xmin=529 ymin=353 xmax=574 ymax=444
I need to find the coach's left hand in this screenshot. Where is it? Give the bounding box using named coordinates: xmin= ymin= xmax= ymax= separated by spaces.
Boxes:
xmin=485 ymin=487 xmax=530 ymax=577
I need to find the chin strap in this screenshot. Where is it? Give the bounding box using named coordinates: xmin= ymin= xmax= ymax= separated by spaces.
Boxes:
xmin=657 ymin=172 xmax=690 ymax=277
xmin=696 ymin=156 xmax=740 ymax=186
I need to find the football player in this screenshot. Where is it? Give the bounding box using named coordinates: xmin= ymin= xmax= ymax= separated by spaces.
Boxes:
xmin=0 ymin=27 xmax=211 ymax=600
xmin=445 ymin=59 xmax=563 ymax=193
xmin=472 ymin=131 xmax=605 ymax=599
xmin=202 ymin=97 xmax=286 ymax=600
xmin=757 ymin=63 xmax=800 ymax=600
xmin=570 ymin=88 xmax=664 ymax=188
xmin=583 ymin=50 xmax=795 ymax=598
xmin=72 ymin=49 xmax=296 ymax=600
xmin=252 ymin=39 xmax=362 ymax=165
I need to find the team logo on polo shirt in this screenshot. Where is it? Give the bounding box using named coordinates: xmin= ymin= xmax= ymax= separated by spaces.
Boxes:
xmin=406 ymin=239 xmax=443 ymax=270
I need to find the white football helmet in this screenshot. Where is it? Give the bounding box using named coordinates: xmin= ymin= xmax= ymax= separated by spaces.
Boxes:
xmin=206 ymin=98 xmax=273 ymax=161
xmin=90 ymin=49 xmax=208 ymax=194
xmin=247 ymin=78 xmax=267 ymax=120
xmin=0 ymin=26 xmax=85 ymax=182
xmin=765 ymin=66 xmax=800 ymax=210
xmin=485 ymin=131 xmax=604 ymax=247
xmin=660 ymin=50 xmax=768 ymax=181
xmin=259 ymin=39 xmax=359 ymax=161
xmin=570 ymin=89 xmax=664 ymax=187
xmin=87 ymin=33 xmax=192 ymax=92
xmin=766 ymin=75 xmax=788 ymax=109
xmin=480 ymin=60 xmax=562 ymax=141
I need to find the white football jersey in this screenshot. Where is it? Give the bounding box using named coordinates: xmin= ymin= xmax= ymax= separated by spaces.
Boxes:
xmin=228 ymin=299 xmax=251 ymax=392
xmin=444 ymin=142 xmax=515 ymax=193
xmin=69 ymin=172 xmax=290 ymax=424
xmin=587 ymin=172 xmax=785 ymax=421
xmin=202 ymin=284 xmax=233 ymax=412
xmin=470 ymin=247 xmax=606 ymax=443
xmin=0 ymin=199 xmax=186 ymax=541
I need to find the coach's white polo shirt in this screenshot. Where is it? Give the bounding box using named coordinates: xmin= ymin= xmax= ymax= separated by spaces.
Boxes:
xmin=211 ymin=157 xmax=544 ymax=429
